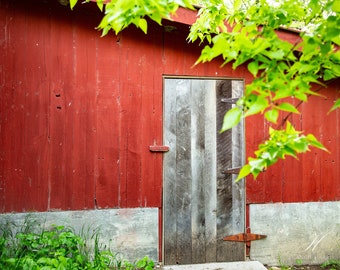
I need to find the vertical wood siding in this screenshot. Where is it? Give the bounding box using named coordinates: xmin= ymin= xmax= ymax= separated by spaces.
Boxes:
xmin=1 ymin=0 xmax=339 ymax=212
xmin=0 ymin=0 xmax=245 ymax=212
xmin=246 ymin=81 xmax=340 ymax=204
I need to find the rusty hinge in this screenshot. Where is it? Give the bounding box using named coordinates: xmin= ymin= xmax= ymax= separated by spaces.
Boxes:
xmin=223 ymin=232 xmax=267 ymax=242
xmin=222 ymin=167 xmax=241 ymax=174
xmin=149 ymin=145 xmax=170 ymax=152
xmin=221 ymin=97 xmax=239 ymax=104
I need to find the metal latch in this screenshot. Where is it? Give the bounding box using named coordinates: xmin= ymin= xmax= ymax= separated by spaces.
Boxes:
xmin=222 ymin=167 xmax=241 ymax=174
xmin=221 ymin=97 xmax=239 ymax=104
xmin=223 ymin=233 xmax=267 ymax=242
xmin=149 ymin=145 xmax=170 ymax=152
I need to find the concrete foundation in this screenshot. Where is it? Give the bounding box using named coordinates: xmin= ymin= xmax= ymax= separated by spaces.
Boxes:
xmin=250 ymin=202 xmax=340 ymax=266
xmin=162 ymin=261 xmax=267 ymax=270
xmin=0 ymin=208 xmax=159 ymax=262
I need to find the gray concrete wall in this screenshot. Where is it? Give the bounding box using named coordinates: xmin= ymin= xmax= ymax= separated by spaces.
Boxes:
xmin=0 ymin=208 xmax=159 ymax=262
xmin=250 ymin=202 xmax=340 ymax=266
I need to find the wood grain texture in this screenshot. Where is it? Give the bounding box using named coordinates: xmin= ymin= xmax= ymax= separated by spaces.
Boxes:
xmin=175 ymin=79 xmax=192 ymax=264
xmin=163 ymin=79 xmax=245 ymax=265
xmin=203 ymin=81 xmax=218 ymax=263
xmin=190 ymin=80 xmax=207 ymax=263
xmin=215 ymin=80 xmax=243 ymax=262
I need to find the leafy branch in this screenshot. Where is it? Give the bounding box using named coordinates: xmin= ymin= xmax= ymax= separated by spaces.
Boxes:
xmin=236 ymin=122 xmax=328 ymax=181
xmin=189 ymin=0 xmax=340 ymax=179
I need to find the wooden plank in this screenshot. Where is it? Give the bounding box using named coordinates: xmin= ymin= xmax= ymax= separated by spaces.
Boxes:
xmin=203 ymin=80 xmax=217 ymax=262
xmin=175 ymin=79 xmax=193 ymax=264
xmin=190 ymin=80 xmax=206 ymax=264
xmin=215 ymin=80 xmax=236 ymax=262
xmin=22 ymin=9 xmax=50 ymax=211
xmin=215 ymin=80 xmax=233 ymax=261
xmin=299 ymin=90 xmax=325 ymax=202
xmin=66 ymin=14 xmax=98 ymax=210
xmin=0 ymin=3 xmax=27 ymax=211
xmin=139 ymin=26 xmax=163 ymax=208
xmin=245 ymin=113 xmax=267 ymax=204
xmin=163 ymin=78 xmax=178 ymax=264
xmin=230 ymin=80 xmax=246 ymax=260
xmin=95 ymin=32 xmax=120 ymax=208
xmin=118 ymin=29 xmax=146 ymax=207
xmin=319 ymin=87 xmax=339 ymax=201
xmin=48 ymin=15 xmax=72 ymax=210
xmin=230 ymin=80 xmax=245 ymax=218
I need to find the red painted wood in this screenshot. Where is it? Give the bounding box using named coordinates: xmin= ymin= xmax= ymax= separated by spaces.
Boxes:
xmin=48 ymin=19 xmax=68 ymax=210
xmin=169 ymin=7 xmax=198 ymax=25
xmin=94 ymin=29 xmax=120 ymax=208
xmin=139 ymin=26 xmax=163 ymax=207
xmin=1 ymin=0 xmax=339 ymax=214
xmin=1 ymin=4 xmax=28 ymax=211
xmin=23 ymin=10 xmax=51 ymax=212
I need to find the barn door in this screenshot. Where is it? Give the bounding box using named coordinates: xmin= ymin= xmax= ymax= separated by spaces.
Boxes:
xmin=163 ymin=78 xmax=245 ymax=265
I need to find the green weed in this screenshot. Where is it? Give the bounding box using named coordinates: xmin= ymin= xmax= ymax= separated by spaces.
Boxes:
xmin=321 ymin=259 xmax=340 ymax=270
xmin=0 ymin=217 xmax=155 ymax=269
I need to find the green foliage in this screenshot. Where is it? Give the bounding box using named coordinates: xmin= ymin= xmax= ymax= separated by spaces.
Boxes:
xmin=69 ymin=0 xmax=340 ymax=180
xmin=330 ymin=98 xmax=340 ymax=113
xmin=0 ymin=218 xmax=155 ymax=270
xmin=236 ymin=122 xmax=328 ymax=181
xmin=322 ymin=259 xmax=340 ymax=270
xmin=189 ymin=0 xmax=339 ymax=179
xmin=70 ymin=0 xmax=193 ymax=35
xmin=69 ymin=0 xmax=77 ymax=10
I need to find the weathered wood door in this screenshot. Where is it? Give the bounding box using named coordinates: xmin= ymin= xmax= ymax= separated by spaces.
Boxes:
xmin=163 ymin=78 xmax=245 ymax=265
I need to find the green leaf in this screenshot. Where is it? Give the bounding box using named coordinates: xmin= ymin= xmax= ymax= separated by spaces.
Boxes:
xmin=291 ymin=140 xmax=309 ymax=153
xmin=323 ymin=69 xmax=336 ymax=81
xmin=249 ymin=158 xmax=266 ymax=171
xmin=248 ymin=61 xmax=259 ymax=77
xmin=96 ymin=0 xmax=104 ymax=12
xmin=282 ymin=145 xmax=299 ymax=158
xmin=332 ymin=0 xmax=340 ymax=12
xmin=277 ymin=102 xmax=300 ymax=114
xmin=306 ymin=134 xmax=329 ymax=152
xmin=332 ymin=36 xmax=340 ymax=46
xmin=264 ymin=49 xmax=285 ymax=60
xmin=264 ymin=109 xmax=279 ymax=123
xmin=69 ymin=0 xmax=77 ymax=10
xmin=236 ymin=164 xmax=251 ymax=181
xmin=149 ymin=12 xmax=163 ymax=25
xmin=244 ymin=95 xmax=269 ymax=117
xmin=220 ymin=107 xmax=242 ymax=132
xmin=329 ymin=98 xmax=340 ymax=113
xmin=234 ymin=0 xmax=242 ymax=10
xmin=138 ymin=18 xmax=148 ymax=34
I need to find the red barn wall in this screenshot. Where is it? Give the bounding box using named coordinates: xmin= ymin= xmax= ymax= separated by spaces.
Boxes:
xmin=0 ymin=0 xmax=250 ymax=212
xmin=1 ymin=0 xmax=339 ymax=214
